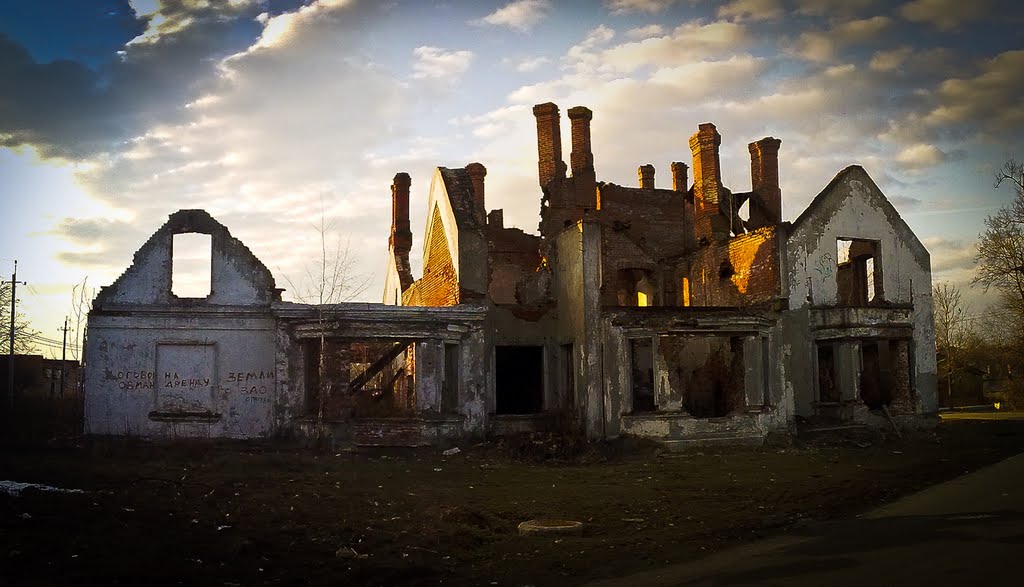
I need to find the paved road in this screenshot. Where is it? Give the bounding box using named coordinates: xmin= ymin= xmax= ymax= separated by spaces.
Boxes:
xmin=587 ymin=453 xmax=1024 ymax=586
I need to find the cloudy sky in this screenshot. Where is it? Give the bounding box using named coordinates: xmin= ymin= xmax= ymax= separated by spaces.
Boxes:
xmin=1 ymin=0 xmax=1022 ymax=357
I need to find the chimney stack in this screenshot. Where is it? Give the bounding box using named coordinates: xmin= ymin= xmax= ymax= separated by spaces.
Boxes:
xmin=689 ymin=123 xmax=729 ymax=242
xmin=533 ymin=102 xmax=565 ymax=187
xmin=638 ymin=164 xmax=655 ymax=189
xmin=389 ymin=172 xmax=412 ymax=254
xmin=747 ymin=137 xmax=782 ymax=230
xmin=671 ymin=161 xmax=688 ymax=192
xmin=488 ymin=209 xmax=504 ymax=229
xmin=465 ymin=162 xmax=487 ymax=223
xmin=567 ymin=106 xmax=594 ymax=177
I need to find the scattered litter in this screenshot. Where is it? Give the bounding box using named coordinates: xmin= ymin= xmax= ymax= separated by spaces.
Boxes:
xmin=20 ymin=513 xmax=32 ymax=520
xmin=622 ymin=517 xmax=644 ymax=523
xmin=433 ymin=468 xmax=443 ymax=472
xmin=217 ymin=525 xmax=231 ymax=531
xmin=0 ymin=480 xmax=85 ymax=497
xmin=443 ymin=447 xmax=461 ymax=456
xmin=335 ymin=547 xmax=368 ymax=560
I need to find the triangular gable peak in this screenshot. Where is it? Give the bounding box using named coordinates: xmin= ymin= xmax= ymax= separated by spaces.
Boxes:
xmin=422 ymin=167 xmax=486 ymax=283
xmin=791 ymin=165 xmax=929 ymax=263
xmin=786 ymin=165 xmax=930 ymax=308
xmin=94 ymin=209 xmax=280 ymax=308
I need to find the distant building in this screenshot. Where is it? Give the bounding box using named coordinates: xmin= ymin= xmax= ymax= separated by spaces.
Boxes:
xmin=1 ymin=355 xmax=81 ymax=399
xmin=84 ymin=103 xmax=937 ymax=444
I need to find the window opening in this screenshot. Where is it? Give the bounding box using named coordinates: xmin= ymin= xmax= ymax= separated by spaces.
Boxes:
xmin=172 ymin=233 xmax=212 ymax=298
xmin=836 ymin=238 xmax=881 ymax=306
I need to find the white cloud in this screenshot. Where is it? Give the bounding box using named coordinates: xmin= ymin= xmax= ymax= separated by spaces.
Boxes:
xmin=514 ymin=56 xmax=550 ymax=72
xmin=563 ymin=20 xmax=748 ymax=75
xmin=471 ymin=0 xmax=551 ymax=32
xmin=869 ymin=46 xmax=913 ymax=71
xmin=924 ymin=50 xmax=1024 ymax=132
xmin=795 ymin=0 xmax=878 ymax=17
xmin=895 ymin=143 xmax=947 ymax=170
xmin=902 ymin=0 xmax=993 ymax=31
xmin=64 ymin=0 xmax=409 ymax=299
xmin=625 ymin=24 xmax=665 ymax=40
xmin=411 ymin=46 xmax=474 ymax=80
xmin=793 ymin=16 xmax=893 ymax=62
xmin=717 ymin=0 xmax=784 ymax=22
xmin=605 ymin=0 xmax=680 ymax=14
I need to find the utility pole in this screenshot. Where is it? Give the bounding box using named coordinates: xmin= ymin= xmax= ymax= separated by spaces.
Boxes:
xmin=60 ymin=317 xmax=70 ymax=397
xmin=5 ymin=260 xmax=27 ymax=413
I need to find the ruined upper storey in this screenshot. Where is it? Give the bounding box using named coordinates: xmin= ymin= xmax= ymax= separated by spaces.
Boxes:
xmin=532 ymin=102 xmax=783 ymax=247
xmin=94 ymin=209 xmax=281 ymax=308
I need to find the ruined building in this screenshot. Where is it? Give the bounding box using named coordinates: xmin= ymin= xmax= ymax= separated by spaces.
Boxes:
xmin=84 ymin=103 xmax=937 ymax=444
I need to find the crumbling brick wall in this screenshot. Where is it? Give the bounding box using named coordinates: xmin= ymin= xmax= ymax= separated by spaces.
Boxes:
xmin=684 ymin=227 xmax=782 ymax=307
xmin=416 ymin=207 xmax=460 ymax=307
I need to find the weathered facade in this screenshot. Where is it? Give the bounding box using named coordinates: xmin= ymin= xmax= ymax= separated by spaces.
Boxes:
xmin=84 ymin=103 xmax=937 ymax=444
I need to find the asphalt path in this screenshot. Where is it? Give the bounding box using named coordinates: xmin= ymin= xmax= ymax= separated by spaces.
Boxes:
xmin=587 ymin=451 xmax=1024 ymax=586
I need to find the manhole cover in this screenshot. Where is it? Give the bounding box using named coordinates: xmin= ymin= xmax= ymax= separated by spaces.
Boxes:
xmin=517 ymin=519 xmax=584 ymax=535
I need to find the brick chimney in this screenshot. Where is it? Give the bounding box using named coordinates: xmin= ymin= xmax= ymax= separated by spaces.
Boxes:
xmin=465 ymin=162 xmax=487 ymax=223
xmin=747 ymin=137 xmax=782 ymax=230
xmin=533 ymin=102 xmax=565 ymax=187
xmin=488 ymin=209 xmax=504 ymax=229
xmin=567 ymin=106 xmax=594 ymax=177
xmin=690 ymin=123 xmax=729 ymax=242
xmin=389 ymin=172 xmax=412 ymax=254
xmin=671 ymin=161 xmax=688 ymax=192
xmin=638 ymin=164 xmax=655 ymax=189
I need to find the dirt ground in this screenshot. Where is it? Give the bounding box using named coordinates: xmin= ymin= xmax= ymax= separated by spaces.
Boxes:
xmin=2 ymin=418 xmax=1022 ymax=586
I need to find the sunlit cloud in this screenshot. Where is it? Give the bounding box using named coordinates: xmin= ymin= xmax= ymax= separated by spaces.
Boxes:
xmin=792 ymin=16 xmax=893 ymax=62
xmin=411 ymin=46 xmax=474 ymax=80
xmin=605 ymin=0 xmax=683 ymax=15
xmin=471 ymin=0 xmax=551 ymax=32
xmin=717 ymin=0 xmax=784 ymax=22
xmin=901 ymin=0 xmax=993 ymax=31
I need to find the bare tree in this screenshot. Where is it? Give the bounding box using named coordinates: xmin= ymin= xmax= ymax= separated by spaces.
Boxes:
xmin=282 ymin=203 xmax=371 ymax=437
xmin=933 ymin=282 xmax=979 ymax=405
xmin=0 ymin=281 xmax=38 ymax=354
xmin=975 ymin=159 xmax=1024 ymax=311
xmin=69 ymin=277 xmax=95 ymax=363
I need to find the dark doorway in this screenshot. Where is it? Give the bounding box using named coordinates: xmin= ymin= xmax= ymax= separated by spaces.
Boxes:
xmin=860 ymin=340 xmax=895 ymax=409
xmin=495 ymin=346 xmax=544 ymax=414
xmin=678 ymin=336 xmax=745 ymax=418
xmin=443 ymin=344 xmax=459 ymax=412
xmin=631 ymin=338 xmax=656 ymax=412
xmin=817 ymin=344 xmax=838 ymax=402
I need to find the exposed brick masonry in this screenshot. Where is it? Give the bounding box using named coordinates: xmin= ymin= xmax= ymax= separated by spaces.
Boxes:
xmin=638 ymin=164 xmax=655 ymax=189
xmin=567 ymin=106 xmax=594 ymax=176
xmin=418 ymin=207 xmax=460 ymax=307
xmin=533 ymin=102 xmax=564 ymax=187
xmin=465 ymin=162 xmax=487 ymax=224
xmin=747 ymin=138 xmax=782 ymax=230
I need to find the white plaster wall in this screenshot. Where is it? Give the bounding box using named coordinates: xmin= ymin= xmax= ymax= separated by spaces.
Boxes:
xmin=84 ymin=314 xmax=281 ymax=438
xmin=787 ymin=179 xmax=925 ymax=309
xmin=382 ymin=252 xmax=403 ymax=305
xmin=786 ymin=168 xmax=937 ymax=413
